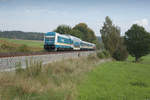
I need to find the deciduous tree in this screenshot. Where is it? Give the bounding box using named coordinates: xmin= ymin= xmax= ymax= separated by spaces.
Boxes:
xmin=100 ymin=16 xmax=121 ymax=55
xmin=125 ymin=24 xmax=150 ymax=62
xmin=100 ymin=16 xmax=128 ymax=60
xmin=53 ymin=25 xmax=72 ymax=34
xmin=73 ymin=23 xmax=96 ymax=43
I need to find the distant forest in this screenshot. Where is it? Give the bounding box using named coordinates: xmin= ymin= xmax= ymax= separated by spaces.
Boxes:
xmin=0 ymin=30 xmax=101 ymax=43
xmin=0 ymin=31 xmax=44 ymax=41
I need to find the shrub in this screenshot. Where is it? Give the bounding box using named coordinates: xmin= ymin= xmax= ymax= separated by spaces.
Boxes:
xmin=112 ymin=45 xmax=128 ymax=61
xmin=97 ymin=52 xmax=105 ymax=59
xmin=18 ymin=44 xmax=30 ymax=52
xmin=96 ymin=50 xmax=110 ymax=59
xmin=0 ymin=43 xmax=17 ymax=52
xmin=0 ymin=43 xmax=14 ymax=50
xmin=102 ymin=50 xmax=110 ymax=58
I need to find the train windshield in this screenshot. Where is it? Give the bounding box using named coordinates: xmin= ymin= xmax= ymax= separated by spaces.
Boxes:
xmin=45 ymin=37 xmax=55 ymax=42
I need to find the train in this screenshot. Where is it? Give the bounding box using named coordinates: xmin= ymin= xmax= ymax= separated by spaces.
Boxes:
xmin=44 ymin=32 xmax=96 ymax=51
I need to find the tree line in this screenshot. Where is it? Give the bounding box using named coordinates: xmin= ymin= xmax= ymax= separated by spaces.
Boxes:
xmin=0 ymin=31 xmax=44 ymax=40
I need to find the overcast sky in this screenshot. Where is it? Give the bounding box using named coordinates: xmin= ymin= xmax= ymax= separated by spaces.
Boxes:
xmin=0 ymin=0 xmax=150 ymax=36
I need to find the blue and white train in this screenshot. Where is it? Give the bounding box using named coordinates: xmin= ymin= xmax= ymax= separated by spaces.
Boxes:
xmin=44 ymin=32 xmax=96 ymax=51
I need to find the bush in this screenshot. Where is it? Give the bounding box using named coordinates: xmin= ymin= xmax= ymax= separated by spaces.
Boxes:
xmin=18 ymin=44 xmax=30 ymax=52
xmin=112 ymin=45 xmax=128 ymax=61
xmin=102 ymin=50 xmax=110 ymax=58
xmin=97 ymin=52 xmax=105 ymax=59
xmin=97 ymin=50 xmax=110 ymax=59
xmin=0 ymin=43 xmax=14 ymax=50
xmin=0 ymin=43 xmax=17 ymax=52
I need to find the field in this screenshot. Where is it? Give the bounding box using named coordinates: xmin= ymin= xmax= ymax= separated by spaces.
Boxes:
xmin=0 ymin=38 xmax=44 ymax=52
xmin=77 ymin=55 xmax=150 ymax=100
xmin=0 ymin=53 xmax=149 ymax=100
xmin=0 ymin=38 xmax=44 ymax=48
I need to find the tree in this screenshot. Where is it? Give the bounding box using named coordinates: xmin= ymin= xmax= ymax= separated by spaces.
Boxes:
xmin=100 ymin=16 xmax=121 ymax=55
xmin=53 ymin=25 xmax=72 ymax=34
xmin=100 ymin=16 xmax=128 ymax=60
xmin=125 ymin=24 xmax=150 ymax=62
xmin=70 ymin=29 xmax=83 ymax=39
xmin=73 ymin=23 xmax=97 ymax=43
xmin=53 ymin=23 xmax=100 ymax=48
xmin=112 ymin=38 xmax=128 ymax=61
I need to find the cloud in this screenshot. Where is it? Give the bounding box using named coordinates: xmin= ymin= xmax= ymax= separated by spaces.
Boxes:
xmin=134 ymin=19 xmax=149 ymax=26
xmin=131 ymin=18 xmax=150 ymax=32
xmin=0 ymin=0 xmax=12 ymax=2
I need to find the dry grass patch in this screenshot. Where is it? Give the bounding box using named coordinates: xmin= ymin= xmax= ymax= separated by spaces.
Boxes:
xmin=0 ymin=54 xmax=109 ymax=100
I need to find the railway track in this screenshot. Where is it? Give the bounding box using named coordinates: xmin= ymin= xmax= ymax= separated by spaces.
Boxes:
xmin=0 ymin=51 xmax=91 ymax=58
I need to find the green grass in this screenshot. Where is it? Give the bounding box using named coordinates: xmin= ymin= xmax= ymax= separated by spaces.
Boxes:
xmin=141 ymin=54 xmax=150 ymax=64
xmin=127 ymin=54 xmax=150 ymax=64
xmin=77 ymin=55 xmax=150 ymax=100
xmin=0 ymin=53 xmax=150 ymax=100
xmin=0 ymin=38 xmax=43 ymax=48
xmin=0 ymin=37 xmax=44 ymax=52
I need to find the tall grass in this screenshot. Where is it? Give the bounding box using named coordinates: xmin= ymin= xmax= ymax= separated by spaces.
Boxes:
xmin=0 ymin=54 xmax=106 ymax=100
xmin=15 ymin=59 xmax=43 ymax=77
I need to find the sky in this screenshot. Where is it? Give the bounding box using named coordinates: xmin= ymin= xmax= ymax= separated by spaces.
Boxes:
xmin=0 ymin=0 xmax=150 ymax=36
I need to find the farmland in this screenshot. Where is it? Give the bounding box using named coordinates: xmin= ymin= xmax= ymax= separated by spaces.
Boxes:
xmin=0 ymin=38 xmax=44 ymax=52
xmin=0 ymin=38 xmax=43 ymax=48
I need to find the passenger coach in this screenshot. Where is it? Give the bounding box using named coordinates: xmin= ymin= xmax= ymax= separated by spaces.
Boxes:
xmin=44 ymin=32 xmax=95 ymax=51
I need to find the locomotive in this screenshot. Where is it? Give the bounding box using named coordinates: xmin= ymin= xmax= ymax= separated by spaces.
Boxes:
xmin=44 ymin=32 xmax=96 ymax=51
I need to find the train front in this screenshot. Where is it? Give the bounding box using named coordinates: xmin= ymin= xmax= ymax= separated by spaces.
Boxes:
xmin=44 ymin=32 xmax=56 ymax=51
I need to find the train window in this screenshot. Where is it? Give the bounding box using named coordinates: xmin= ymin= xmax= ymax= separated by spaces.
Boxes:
xmin=58 ymin=36 xmax=72 ymax=44
xmin=45 ymin=37 xmax=55 ymax=42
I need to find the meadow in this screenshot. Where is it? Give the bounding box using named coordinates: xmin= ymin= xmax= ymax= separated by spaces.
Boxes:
xmin=0 ymin=52 xmax=149 ymax=100
xmin=77 ymin=55 xmax=150 ymax=100
xmin=0 ymin=38 xmax=43 ymax=48
xmin=0 ymin=38 xmax=44 ymax=52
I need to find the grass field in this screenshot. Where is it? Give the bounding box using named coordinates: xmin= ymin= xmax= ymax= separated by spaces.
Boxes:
xmin=77 ymin=55 xmax=150 ymax=100
xmin=0 ymin=38 xmax=44 ymax=48
xmin=0 ymin=52 xmax=149 ymax=100
xmin=0 ymin=38 xmax=44 ymax=52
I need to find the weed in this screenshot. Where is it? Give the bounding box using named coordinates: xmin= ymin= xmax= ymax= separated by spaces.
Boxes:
xmin=130 ymin=81 xmax=148 ymax=87
xmin=0 ymin=54 xmax=107 ymax=100
xmin=25 ymin=60 xmax=43 ymax=77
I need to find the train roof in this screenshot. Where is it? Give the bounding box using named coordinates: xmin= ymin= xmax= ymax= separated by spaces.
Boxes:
xmin=45 ymin=32 xmax=95 ymax=45
xmin=81 ymin=40 xmax=95 ymax=45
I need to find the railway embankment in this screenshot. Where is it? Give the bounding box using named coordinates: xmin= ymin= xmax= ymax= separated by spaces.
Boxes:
xmin=0 ymin=51 xmax=95 ymax=71
xmin=0 ymin=52 xmax=111 ymax=100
